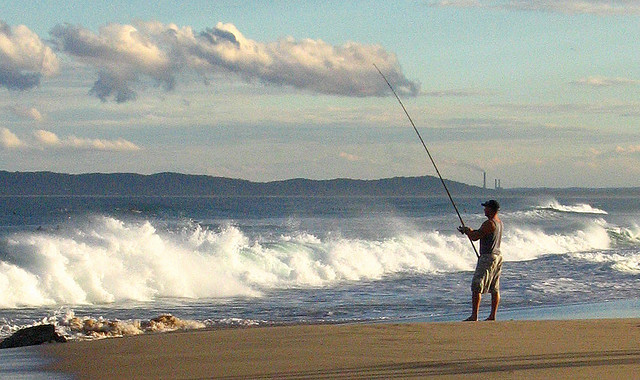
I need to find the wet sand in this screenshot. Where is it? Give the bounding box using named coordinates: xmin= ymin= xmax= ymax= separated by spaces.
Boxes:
xmin=43 ymin=318 xmax=640 ymax=379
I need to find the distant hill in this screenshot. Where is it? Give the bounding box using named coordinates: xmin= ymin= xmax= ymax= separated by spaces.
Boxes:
xmin=0 ymin=171 xmax=491 ymax=197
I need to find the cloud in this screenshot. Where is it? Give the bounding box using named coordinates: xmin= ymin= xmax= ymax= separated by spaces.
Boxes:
xmin=3 ymin=129 xmax=139 ymax=151
xmin=0 ymin=127 xmax=23 ymax=148
xmin=339 ymin=152 xmax=362 ymax=161
xmin=33 ymin=129 xmax=60 ymax=145
xmin=90 ymin=71 xmax=138 ymax=103
xmin=428 ymin=0 xmax=640 ymax=15
xmin=0 ymin=21 xmax=59 ymax=90
xmin=491 ymin=102 xmax=640 ymax=117
xmin=431 ymin=0 xmax=483 ymax=7
xmin=8 ymin=105 xmax=43 ymax=121
xmin=66 ymin=136 xmax=141 ymax=151
xmin=423 ymin=89 xmax=488 ymax=97
xmin=570 ymin=76 xmax=640 ymax=87
xmin=50 ymin=21 xmax=419 ymax=102
xmin=50 ymin=22 xmax=171 ymax=103
xmin=589 ymin=147 xmax=603 ymax=156
xmin=584 ymin=144 xmax=640 ymax=161
xmin=506 ymin=0 xmax=640 ymax=15
xmin=615 ymin=145 xmax=640 ymax=154
xmin=33 ymin=129 xmax=141 ymax=151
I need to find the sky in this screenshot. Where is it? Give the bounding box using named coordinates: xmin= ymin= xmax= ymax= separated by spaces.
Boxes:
xmin=1 ymin=0 xmax=640 ymax=188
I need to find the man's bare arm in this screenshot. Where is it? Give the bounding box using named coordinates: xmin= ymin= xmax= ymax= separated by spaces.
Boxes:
xmin=461 ymin=220 xmax=495 ymax=241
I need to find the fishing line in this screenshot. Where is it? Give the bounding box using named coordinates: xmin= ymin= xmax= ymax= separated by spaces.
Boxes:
xmin=373 ymin=64 xmax=479 ymax=258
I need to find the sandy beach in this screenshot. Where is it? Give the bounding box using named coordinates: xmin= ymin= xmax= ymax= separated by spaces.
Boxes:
xmin=41 ymin=318 xmax=640 ymax=379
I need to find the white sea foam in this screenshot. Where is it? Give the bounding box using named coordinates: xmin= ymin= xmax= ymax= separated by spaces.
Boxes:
xmin=537 ymin=198 xmax=608 ymax=215
xmin=0 ymin=215 xmax=620 ymax=308
xmin=502 ymin=219 xmax=611 ymax=262
xmin=0 ymin=216 xmax=259 ymax=307
xmin=529 ymin=278 xmax=591 ymax=294
xmin=60 ymin=312 xmax=206 ymax=340
xmin=569 ymin=250 xmax=640 ymax=274
xmin=608 ymin=224 xmax=640 ymax=246
xmin=0 ymin=309 xmax=206 ymax=341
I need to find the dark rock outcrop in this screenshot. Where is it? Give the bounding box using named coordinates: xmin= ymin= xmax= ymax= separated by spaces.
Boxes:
xmin=0 ymin=324 xmax=66 ymax=349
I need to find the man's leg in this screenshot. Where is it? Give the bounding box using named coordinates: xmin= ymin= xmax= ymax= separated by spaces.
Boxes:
xmin=464 ymin=291 xmax=481 ymax=321
xmin=486 ymin=291 xmax=500 ymax=321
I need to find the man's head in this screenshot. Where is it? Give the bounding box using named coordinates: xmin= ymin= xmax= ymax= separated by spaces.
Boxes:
xmin=482 ymin=199 xmax=500 ymax=217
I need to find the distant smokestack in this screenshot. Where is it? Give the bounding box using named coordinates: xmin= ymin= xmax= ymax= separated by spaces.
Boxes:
xmin=495 ymin=179 xmax=497 ymax=189
xmin=483 ymin=172 xmax=486 ymax=189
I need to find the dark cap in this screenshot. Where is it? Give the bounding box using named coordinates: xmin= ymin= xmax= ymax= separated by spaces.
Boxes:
xmin=481 ymin=199 xmax=500 ymax=210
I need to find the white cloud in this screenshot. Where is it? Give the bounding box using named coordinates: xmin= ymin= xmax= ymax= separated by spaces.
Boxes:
xmin=33 ymin=129 xmax=60 ymax=145
xmin=339 ymin=152 xmax=362 ymax=161
xmin=583 ymin=144 xmax=640 ymax=160
xmin=423 ymin=89 xmax=488 ymax=97
xmin=491 ymin=102 xmax=640 ymax=117
xmin=571 ymin=76 xmax=640 ymax=87
xmin=432 ymin=0 xmax=483 ymax=7
xmin=615 ymin=145 xmax=640 ymax=154
xmin=589 ymin=147 xmax=603 ymax=156
xmin=0 ymin=21 xmax=59 ymax=90
xmin=50 ymin=21 xmax=419 ymax=102
xmin=65 ymin=136 xmax=141 ymax=151
xmin=8 ymin=105 xmax=43 ymax=121
xmin=25 ymin=129 xmax=141 ymax=151
xmin=428 ymin=0 xmax=640 ymax=15
xmin=35 ymin=129 xmax=140 ymax=151
xmin=508 ymin=0 xmax=640 ymax=15
xmin=0 ymin=127 xmax=23 ymax=148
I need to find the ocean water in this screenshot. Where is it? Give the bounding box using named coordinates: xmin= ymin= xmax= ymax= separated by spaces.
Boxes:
xmin=0 ymin=193 xmax=639 ymax=341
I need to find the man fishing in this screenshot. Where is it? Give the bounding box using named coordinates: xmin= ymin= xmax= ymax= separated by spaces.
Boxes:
xmin=374 ymin=66 xmax=503 ymax=320
xmin=458 ymin=200 xmax=503 ymax=321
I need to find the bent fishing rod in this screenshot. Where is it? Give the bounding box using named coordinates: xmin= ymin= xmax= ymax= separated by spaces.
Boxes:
xmin=373 ymin=64 xmax=479 ymax=258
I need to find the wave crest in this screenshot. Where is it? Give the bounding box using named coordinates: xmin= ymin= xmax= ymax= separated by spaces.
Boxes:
xmin=537 ymin=198 xmax=608 ymax=215
xmin=0 ymin=215 xmax=620 ymax=307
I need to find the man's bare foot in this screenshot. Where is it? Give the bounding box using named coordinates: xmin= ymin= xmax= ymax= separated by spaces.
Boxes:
xmin=484 ymin=317 xmax=496 ymax=321
xmin=464 ymin=316 xmax=477 ymax=321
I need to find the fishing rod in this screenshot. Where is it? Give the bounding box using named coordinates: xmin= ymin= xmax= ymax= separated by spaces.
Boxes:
xmin=373 ymin=64 xmax=479 ymax=258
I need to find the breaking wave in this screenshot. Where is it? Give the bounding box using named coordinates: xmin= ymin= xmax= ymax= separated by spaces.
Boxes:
xmin=537 ymin=198 xmax=608 ymax=215
xmin=569 ymin=250 xmax=640 ymax=274
xmin=0 ymin=214 xmax=621 ymax=308
xmin=608 ymin=224 xmax=640 ymax=247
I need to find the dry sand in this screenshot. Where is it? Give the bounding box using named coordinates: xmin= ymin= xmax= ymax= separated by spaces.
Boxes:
xmin=43 ymin=319 xmax=640 ymax=379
